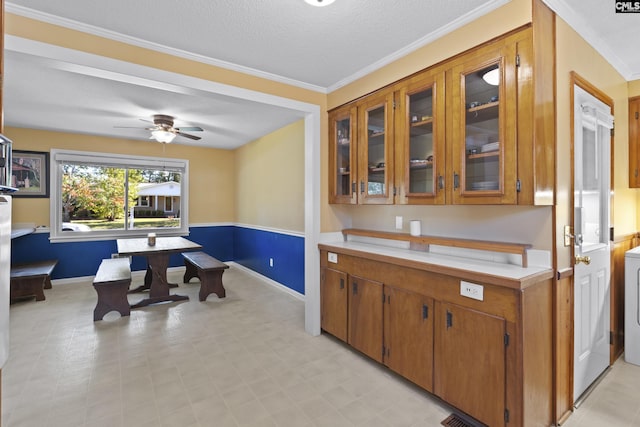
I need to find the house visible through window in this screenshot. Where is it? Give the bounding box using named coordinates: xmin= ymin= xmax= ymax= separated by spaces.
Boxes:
xmin=50 ymin=149 xmax=189 ymax=242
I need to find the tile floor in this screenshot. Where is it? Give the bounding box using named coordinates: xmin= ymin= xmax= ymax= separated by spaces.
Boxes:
xmin=3 ymin=264 xmax=639 ymax=427
xmin=3 ymin=265 xmax=452 ymax=427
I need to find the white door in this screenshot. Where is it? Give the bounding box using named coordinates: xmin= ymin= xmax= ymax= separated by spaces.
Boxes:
xmin=573 ymin=85 xmax=613 ymax=402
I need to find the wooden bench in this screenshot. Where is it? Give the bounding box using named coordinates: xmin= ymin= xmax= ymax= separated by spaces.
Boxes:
xmin=92 ymin=258 xmax=131 ymax=321
xmin=182 ymin=251 xmax=229 ymax=301
xmin=10 ymin=259 xmax=58 ymax=303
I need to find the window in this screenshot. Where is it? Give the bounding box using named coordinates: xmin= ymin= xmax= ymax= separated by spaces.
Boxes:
xmin=50 ymin=149 xmax=189 ymax=242
xmin=137 ymin=196 xmax=150 ymax=207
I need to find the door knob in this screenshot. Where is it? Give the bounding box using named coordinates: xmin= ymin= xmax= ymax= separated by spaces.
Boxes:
xmin=575 ymin=255 xmax=591 ymax=265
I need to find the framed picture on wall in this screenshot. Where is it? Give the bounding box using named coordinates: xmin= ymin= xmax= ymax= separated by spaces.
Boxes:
xmin=12 ymin=150 xmax=50 ymax=197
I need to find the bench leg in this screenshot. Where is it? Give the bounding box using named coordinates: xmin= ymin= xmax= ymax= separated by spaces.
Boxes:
xmin=93 ymin=281 xmax=132 ymax=321
xmin=44 ymin=276 xmax=53 ymax=290
xmin=199 ymin=269 xmax=226 ymax=302
xmin=183 ymin=260 xmax=199 ymax=283
xmin=10 ymin=276 xmax=46 ymax=302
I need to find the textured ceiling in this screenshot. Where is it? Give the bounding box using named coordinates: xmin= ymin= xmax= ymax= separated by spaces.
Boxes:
xmin=2 ymin=0 xmax=638 ymax=149
xmin=6 ymin=0 xmax=503 ymax=90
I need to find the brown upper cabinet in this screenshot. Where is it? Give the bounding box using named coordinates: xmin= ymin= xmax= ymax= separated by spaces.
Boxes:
xmin=328 ymin=90 xmax=395 ymax=205
xmin=395 ymin=69 xmax=446 ymax=205
xmin=328 ymin=26 xmax=554 ymax=206
xmin=449 ymin=37 xmax=518 ymax=204
xmin=329 ymin=104 xmax=357 ymax=204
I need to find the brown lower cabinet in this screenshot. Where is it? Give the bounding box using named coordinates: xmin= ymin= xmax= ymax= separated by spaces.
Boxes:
xmin=348 ymin=275 xmax=383 ymax=362
xmin=320 ymin=267 xmax=347 ymax=341
xmin=319 ymin=246 xmax=553 ymax=427
xmin=434 ymin=302 xmax=506 ymax=427
xmin=384 ymin=286 xmax=434 ymax=392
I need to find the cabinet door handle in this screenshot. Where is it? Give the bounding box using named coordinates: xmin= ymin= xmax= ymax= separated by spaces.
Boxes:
xmin=422 ymin=304 xmax=429 ymax=320
xmin=453 ymin=173 xmax=459 ymax=190
xmin=438 ymin=175 xmax=444 ymax=190
xmin=351 ymin=181 xmax=356 ymax=194
xmin=352 ymin=282 xmax=358 ymax=295
xmin=339 ymin=278 xmax=344 ymax=289
xmin=360 ymin=181 xmax=365 ymax=194
xmin=446 ymin=310 xmax=453 ymax=329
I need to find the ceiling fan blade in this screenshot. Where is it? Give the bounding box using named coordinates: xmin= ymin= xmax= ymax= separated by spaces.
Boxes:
xmin=175 ymin=126 xmax=203 ymax=132
xmin=114 ymin=126 xmax=146 ymax=129
xmin=176 ymin=131 xmax=201 ymax=141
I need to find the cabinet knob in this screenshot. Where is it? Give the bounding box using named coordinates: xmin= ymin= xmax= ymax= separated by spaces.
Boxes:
xmin=453 ymin=173 xmax=460 ymax=190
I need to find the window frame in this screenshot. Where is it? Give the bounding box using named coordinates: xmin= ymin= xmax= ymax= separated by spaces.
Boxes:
xmin=50 ymin=149 xmax=189 ymax=242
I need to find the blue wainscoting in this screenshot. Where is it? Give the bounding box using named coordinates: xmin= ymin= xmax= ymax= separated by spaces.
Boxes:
xmin=233 ymin=226 xmax=305 ymax=295
xmin=10 ymin=225 xmax=304 ymax=295
xmin=11 ymin=232 xmax=118 ymax=279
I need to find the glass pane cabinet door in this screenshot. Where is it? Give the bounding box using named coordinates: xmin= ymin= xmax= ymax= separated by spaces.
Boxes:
xmin=366 ymin=105 xmax=386 ymax=195
xmin=463 ymin=62 xmax=501 ymax=193
xmin=335 ymin=117 xmax=353 ymax=197
xmin=452 ymin=47 xmax=516 ymax=204
xmin=359 ymin=92 xmax=394 ymax=204
xmin=397 ymin=73 xmax=445 ymax=205
xmin=329 ymin=106 xmax=356 ymax=204
xmin=408 ymin=87 xmax=435 ymax=194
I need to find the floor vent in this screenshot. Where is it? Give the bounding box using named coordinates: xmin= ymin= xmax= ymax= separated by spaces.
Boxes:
xmin=441 ymin=413 xmax=484 ymax=427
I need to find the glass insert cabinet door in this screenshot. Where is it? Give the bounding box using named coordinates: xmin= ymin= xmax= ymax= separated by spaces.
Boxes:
xmin=408 ymin=88 xmax=435 ymax=194
xmin=463 ymin=62 xmax=501 ymax=193
xmin=329 ymin=105 xmax=357 ymax=204
xmin=358 ymin=91 xmax=394 ymax=204
xmin=450 ymin=46 xmax=517 ymax=204
xmin=397 ymin=71 xmax=445 ymax=205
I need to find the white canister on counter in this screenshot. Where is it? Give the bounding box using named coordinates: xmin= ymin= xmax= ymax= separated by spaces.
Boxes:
xmin=409 ymin=220 xmax=421 ymax=236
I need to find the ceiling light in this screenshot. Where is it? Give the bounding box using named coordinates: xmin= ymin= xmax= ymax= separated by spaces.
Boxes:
xmin=304 ymin=0 xmax=336 ymax=6
xmin=151 ymin=129 xmax=176 ymax=143
xmin=482 ymin=68 xmax=500 ymax=86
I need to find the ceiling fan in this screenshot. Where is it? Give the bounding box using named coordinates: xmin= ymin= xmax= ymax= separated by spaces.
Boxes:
xmin=116 ymin=114 xmax=203 ymax=143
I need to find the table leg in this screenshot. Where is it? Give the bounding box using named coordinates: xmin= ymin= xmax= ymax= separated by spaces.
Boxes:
xmin=128 ymin=262 xmax=178 ymax=294
xmin=130 ymin=253 xmax=188 ymax=308
xmin=128 ymin=265 xmax=152 ymax=294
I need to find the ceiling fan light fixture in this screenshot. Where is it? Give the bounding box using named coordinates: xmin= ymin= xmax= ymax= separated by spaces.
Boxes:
xmin=304 ymin=0 xmax=336 ymax=6
xmin=151 ymin=129 xmax=176 ymax=143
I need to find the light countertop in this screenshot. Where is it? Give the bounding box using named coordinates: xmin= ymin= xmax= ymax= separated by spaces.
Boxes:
xmin=319 ymin=240 xmax=554 ymax=286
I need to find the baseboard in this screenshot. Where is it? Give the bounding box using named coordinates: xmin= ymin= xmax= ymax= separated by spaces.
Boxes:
xmin=49 ymin=264 xmax=303 ymax=302
xmin=228 ymin=261 xmax=305 ymax=301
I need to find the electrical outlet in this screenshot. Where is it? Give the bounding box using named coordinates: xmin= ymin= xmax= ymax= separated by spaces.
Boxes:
xmin=328 ymin=252 xmax=338 ymax=263
xmin=395 ymin=216 xmax=403 ymax=230
xmin=269 ymin=258 xmax=274 ymax=267
xmin=460 ymin=281 xmax=484 ymax=301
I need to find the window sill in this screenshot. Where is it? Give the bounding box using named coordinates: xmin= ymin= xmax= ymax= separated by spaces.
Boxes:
xmin=49 ymin=228 xmax=189 ymax=244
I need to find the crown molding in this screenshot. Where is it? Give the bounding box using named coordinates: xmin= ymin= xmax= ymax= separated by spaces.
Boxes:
xmin=5 ymin=3 xmax=328 ymax=94
xmin=541 ymin=0 xmax=633 ymax=81
xmin=326 ymin=0 xmax=511 ymax=92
